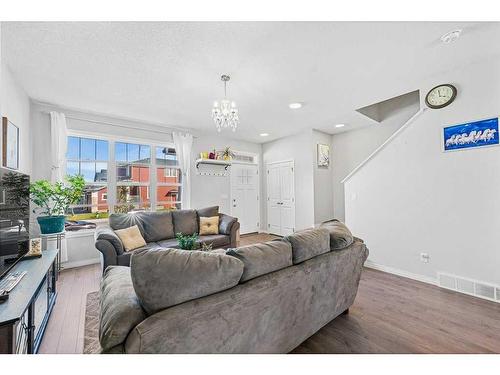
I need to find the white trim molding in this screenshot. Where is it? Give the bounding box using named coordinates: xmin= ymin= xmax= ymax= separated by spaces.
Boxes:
xmin=364 ymin=259 xmax=438 ymax=286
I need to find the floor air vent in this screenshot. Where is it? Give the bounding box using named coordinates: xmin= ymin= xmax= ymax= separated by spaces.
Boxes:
xmin=437 ymin=272 xmax=500 ymax=303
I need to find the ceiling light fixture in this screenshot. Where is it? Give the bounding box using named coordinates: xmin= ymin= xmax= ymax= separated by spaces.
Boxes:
xmin=335 ymin=124 xmax=345 ymax=128
xmin=440 ymin=29 xmax=462 ymax=44
xmin=212 ymin=74 xmax=239 ymax=132
xmin=289 ymin=102 xmax=303 ymax=109
xmin=260 ymin=133 xmax=269 ymax=137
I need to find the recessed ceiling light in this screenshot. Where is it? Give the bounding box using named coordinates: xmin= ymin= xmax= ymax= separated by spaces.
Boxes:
xmin=260 ymin=133 xmax=269 ymax=137
xmin=335 ymin=124 xmax=345 ymax=128
xmin=441 ymin=29 xmax=462 ymax=44
xmin=289 ymin=102 xmax=303 ymax=109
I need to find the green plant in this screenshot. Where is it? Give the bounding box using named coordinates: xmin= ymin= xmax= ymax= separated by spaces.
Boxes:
xmin=200 ymin=242 xmax=213 ymax=252
xmin=175 ymin=232 xmax=199 ymax=250
xmin=222 ymin=146 xmax=235 ymax=159
xmin=29 ymin=175 xmax=85 ymax=216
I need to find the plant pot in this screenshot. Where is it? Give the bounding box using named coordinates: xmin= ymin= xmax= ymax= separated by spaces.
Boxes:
xmin=37 ymin=215 xmax=66 ymax=234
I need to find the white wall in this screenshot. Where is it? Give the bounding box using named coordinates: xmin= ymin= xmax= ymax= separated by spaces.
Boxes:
xmin=262 ymin=130 xmax=315 ymax=231
xmin=312 ymin=129 xmax=334 ymax=223
xmin=1 ymin=62 xmax=31 ymax=175
xmin=331 ymin=95 xmax=420 ymax=221
xmin=345 ymin=57 xmax=500 ymax=286
xmin=190 ymin=135 xmax=262 ymax=215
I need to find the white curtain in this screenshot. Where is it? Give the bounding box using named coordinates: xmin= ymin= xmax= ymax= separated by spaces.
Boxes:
xmin=50 ymin=111 xmax=68 ymax=182
xmin=49 ymin=111 xmax=68 ymax=262
xmin=172 ymin=132 xmax=193 ymax=209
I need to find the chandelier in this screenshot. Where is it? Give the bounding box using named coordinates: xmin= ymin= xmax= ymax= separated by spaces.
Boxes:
xmin=212 ymin=75 xmax=239 ymax=132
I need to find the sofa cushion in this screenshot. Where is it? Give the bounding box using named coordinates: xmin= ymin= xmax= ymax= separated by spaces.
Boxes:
xmin=130 ymin=248 xmax=244 ymax=314
xmin=115 ymin=225 xmax=147 ymax=252
xmin=219 ymin=214 xmax=237 ymax=235
xmin=137 ymin=211 xmax=175 ymax=242
xmin=199 ymin=216 xmax=219 ymax=235
xmin=320 ymin=219 xmax=354 ymax=250
xmin=99 ymin=266 xmax=146 ymax=350
xmin=284 ymin=228 xmax=330 ymax=264
xmin=197 ymin=206 xmax=219 ymax=219
xmin=157 ymin=238 xmax=180 ymax=249
xmin=197 ymin=234 xmax=229 ymax=248
xmin=109 ymin=213 xmax=146 ymax=236
xmin=226 ymin=241 xmax=293 ymax=282
xmin=172 ymin=209 xmax=199 ymax=235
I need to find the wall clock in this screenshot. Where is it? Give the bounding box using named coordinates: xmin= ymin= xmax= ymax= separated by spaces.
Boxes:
xmin=425 ymin=84 xmax=457 ymax=109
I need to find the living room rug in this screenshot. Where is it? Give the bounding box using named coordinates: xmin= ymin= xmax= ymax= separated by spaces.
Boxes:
xmin=84 ymin=291 xmax=102 ymax=354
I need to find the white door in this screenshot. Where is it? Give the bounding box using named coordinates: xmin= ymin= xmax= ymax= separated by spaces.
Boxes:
xmin=230 ymin=164 xmax=259 ymax=234
xmin=266 ymin=161 xmax=295 ymax=236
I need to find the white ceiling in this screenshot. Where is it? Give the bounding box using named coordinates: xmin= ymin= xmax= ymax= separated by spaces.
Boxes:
xmin=3 ymin=22 xmax=500 ymax=143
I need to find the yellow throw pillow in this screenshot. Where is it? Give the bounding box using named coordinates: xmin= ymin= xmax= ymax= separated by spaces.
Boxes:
xmin=199 ymin=216 xmax=219 ymax=236
xmin=115 ymin=225 xmax=147 ymax=252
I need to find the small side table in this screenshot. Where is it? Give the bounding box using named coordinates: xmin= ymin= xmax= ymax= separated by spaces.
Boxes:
xmin=40 ymin=231 xmax=65 ymax=277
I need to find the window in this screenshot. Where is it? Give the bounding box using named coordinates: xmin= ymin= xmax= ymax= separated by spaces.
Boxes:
xmin=66 ymin=136 xmax=109 ymax=220
xmin=65 ymin=136 xmax=182 ymax=221
xmin=155 ymin=147 xmax=182 ymax=211
xmin=115 ymin=142 xmax=151 ymax=213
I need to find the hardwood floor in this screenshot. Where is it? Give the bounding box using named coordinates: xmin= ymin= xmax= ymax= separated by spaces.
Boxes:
xmin=39 ymin=233 xmax=500 ymax=354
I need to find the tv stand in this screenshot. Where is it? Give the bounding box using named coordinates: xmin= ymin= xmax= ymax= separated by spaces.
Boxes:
xmin=0 ymin=249 xmax=58 ymax=353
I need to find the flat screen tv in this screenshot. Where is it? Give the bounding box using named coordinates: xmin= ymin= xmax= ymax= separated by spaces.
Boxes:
xmin=0 ymin=167 xmax=30 ymax=280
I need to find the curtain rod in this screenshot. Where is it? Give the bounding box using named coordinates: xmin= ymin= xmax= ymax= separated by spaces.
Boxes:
xmin=41 ymin=111 xmax=197 ymax=138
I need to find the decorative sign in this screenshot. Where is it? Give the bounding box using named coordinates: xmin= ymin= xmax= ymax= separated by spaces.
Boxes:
xmin=443 ymin=117 xmax=499 ymax=151
xmin=317 ymin=144 xmax=330 ymax=167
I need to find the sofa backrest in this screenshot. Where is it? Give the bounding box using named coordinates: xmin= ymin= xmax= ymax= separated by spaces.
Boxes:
xmin=283 ymin=228 xmax=330 ymax=264
xmin=108 ymin=206 xmax=222 ymax=242
xmin=109 ymin=211 xmax=175 ymax=243
xmin=226 ymin=240 xmax=293 ymax=282
xmin=131 ymin=247 xmax=244 ymax=314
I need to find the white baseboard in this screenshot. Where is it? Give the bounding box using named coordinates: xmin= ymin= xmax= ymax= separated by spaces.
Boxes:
xmin=364 ymin=259 xmax=437 ymax=286
xmin=62 ymin=257 xmax=100 ymax=270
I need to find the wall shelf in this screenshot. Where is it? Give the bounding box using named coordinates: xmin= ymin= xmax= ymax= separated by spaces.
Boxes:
xmin=195 ymin=158 xmax=232 ymax=170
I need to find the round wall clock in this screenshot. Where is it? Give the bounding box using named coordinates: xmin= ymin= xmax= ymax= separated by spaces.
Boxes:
xmin=425 ymin=84 xmax=457 ymax=109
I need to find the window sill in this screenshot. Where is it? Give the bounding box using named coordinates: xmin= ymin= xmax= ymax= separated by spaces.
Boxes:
xmin=65 ymin=218 xmax=109 ymax=237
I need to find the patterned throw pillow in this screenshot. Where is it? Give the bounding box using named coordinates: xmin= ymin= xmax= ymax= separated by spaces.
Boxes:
xmin=199 ymin=216 xmax=219 ymax=235
xmin=114 ymin=225 xmax=147 ymax=252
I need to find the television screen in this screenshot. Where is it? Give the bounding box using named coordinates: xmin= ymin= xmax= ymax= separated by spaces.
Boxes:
xmin=0 ymin=167 xmax=30 ymax=279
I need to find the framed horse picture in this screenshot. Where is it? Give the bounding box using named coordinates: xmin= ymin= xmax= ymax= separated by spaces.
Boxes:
xmin=443 ymin=117 xmax=499 ymax=152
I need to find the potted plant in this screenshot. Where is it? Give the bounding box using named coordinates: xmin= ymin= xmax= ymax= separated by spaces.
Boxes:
xmin=222 ymin=147 xmax=234 ymax=161
xmin=175 ymin=232 xmax=199 ymax=250
xmin=29 ymin=175 xmax=85 ymax=234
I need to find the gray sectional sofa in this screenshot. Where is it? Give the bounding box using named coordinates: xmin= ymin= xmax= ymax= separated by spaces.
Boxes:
xmin=94 ymin=206 xmax=239 ymax=271
xmin=98 ymin=222 xmax=369 ymax=354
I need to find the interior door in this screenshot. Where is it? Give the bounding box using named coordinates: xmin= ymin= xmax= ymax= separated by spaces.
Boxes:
xmin=279 ymin=162 xmax=295 ymax=235
xmin=266 ymin=161 xmax=295 ymax=236
xmin=231 ymin=164 xmax=259 ymax=234
xmin=266 ymin=163 xmax=282 ymax=235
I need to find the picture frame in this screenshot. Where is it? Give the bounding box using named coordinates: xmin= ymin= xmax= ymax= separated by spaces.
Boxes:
xmin=28 ymin=238 xmax=42 ymax=256
xmin=443 ymin=117 xmax=499 ymax=152
xmin=2 ymin=117 xmax=20 ymax=170
xmin=317 ymin=143 xmax=330 ymax=167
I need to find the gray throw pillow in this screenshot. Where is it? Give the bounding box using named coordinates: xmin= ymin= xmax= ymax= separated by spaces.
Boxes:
xmin=130 ymin=248 xmax=244 ymax=314
xmin=283 ymin=228 xmax=330 ymax=264
xmin=219 ymin=214 xmax=237 ymax=234
xmin=226 ymin=241 xmax=292 ymax=282
xmin=321 ymin=219 xmax=354 ymax=250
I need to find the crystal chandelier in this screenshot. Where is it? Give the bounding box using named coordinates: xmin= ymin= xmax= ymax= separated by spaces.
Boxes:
xmin=212 ymin=75 xmax=239 ymax=132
